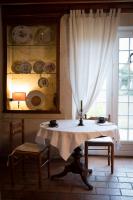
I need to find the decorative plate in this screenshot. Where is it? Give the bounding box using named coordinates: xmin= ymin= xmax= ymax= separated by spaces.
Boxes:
xmin=38 ymin=77 xmax=49 ymax=88
xmin=26 ymin=90 xmax=45 ymax=110
xmin=35 ymin=26 xmax=52 ymax=44
xmin=33 ymin=60 xmax=45 ymax=74
xmin=44 ymin=62 xmax=56 ymax=73
xmin=11 ymin=61 xmax=32 ymax=74
xmin=12 ymin=26 xmax=32 ymax=44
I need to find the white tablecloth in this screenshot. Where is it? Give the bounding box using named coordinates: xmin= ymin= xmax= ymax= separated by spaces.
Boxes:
xmin=35 ymin=120 xmax=119 ymax=161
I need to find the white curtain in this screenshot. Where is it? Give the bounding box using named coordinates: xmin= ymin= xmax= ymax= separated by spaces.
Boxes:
xmin=69 ymin=9 xmax=120 ymax=118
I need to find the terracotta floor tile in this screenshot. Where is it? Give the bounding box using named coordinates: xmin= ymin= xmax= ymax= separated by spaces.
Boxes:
xmin=83 ymin=194 xmax=110 ymax=200
xmin=90 ymin=181 xmax=108 ymax=188
xmin=1 ymin=157 xmax=133 ymax=200
xmin=96 ymin=176 xmax=118 ymax=182
xmin=105 ymin=172 xmax=127 ymax=177
xmin=108 ymin=182 xmax=132 ymax=189
xmin=121 ymin=189 xmax=133 ymax=196
xmin=96 ymin=188 xmax=121 ymax=195
xmin=111 ymin=196 xmax=133 ymax=200
xmin=118 ymin=177 xmax=133 ymax=183
xmin=127 ymin=173 xmax=133 ymax=178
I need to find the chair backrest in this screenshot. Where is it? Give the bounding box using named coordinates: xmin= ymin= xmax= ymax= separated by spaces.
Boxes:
xmin=9 ymin=119 xmax=24 ymax=152
xmin=85 ymin=114 xmax=111 ymax=122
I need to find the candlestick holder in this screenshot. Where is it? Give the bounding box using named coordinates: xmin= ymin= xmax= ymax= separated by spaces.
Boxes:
xmin=78 ymin=111 xmax=84 ymax=126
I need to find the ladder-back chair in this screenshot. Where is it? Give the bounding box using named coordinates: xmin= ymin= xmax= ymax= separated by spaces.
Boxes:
xmin=8 ymin=119 xmax=50 ymax=187
xmin=84 ymin=115 xmax=114 ymax=173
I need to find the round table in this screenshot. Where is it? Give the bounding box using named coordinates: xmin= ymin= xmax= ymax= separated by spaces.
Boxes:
xmin=35 ymin=119 xmax=119 ymax=190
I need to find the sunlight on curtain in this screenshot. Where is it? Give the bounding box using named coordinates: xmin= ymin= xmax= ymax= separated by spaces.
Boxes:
xmin=69 ymin=9 xmax=120 ymax=118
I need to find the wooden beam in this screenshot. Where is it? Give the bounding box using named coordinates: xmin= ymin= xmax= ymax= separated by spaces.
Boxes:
xmin=0 ymin=0 xmax=133 ymax=4
xmin=1 ymin=2 xmax=133 ymax=13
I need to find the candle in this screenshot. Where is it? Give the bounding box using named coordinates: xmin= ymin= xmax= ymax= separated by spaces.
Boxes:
xmin=81 ymin=100 xmax=83 ymax=112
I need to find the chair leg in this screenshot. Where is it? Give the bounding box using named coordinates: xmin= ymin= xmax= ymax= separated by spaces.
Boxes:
xmin=85 ymin=143 xmax=88 ymax=169
xmin=38 ymin=155 xmax=42 ymax=188
xmin=47 ymin=147 xmax=50 ymax=178
xmin=108 ymin=146 xmax=110 ymax=166
xmin=9 ymin=156 xmax=14 ymax=186
xmin=111 ymin=144 xmax=114 ymax=174
xmin=22 ymin=156 xmax=25 ymax=177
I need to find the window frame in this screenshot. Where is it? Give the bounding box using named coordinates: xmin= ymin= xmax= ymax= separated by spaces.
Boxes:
xmin=116 ymin=27 xmax=133 ymax=141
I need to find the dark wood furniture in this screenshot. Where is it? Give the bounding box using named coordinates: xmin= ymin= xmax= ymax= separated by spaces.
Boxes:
xmin=36 ymin=119 xmax=117 ymax=189
xmin=51 ymin=146 xmax=93 ymax=190
xmin=8 ymin=119 xmax=50 ymax=188
xmin=2 ymin=5 xmax=60 ymax=113
xmin=84 ymin=115 xmax=114 ymax=174
xmin=85 ymin=136 xmax=114 ymax=174
xmin=0 ymin=1 xmax=133 ymax=13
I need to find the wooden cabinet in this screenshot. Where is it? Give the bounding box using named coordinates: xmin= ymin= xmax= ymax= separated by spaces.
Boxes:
xmin=2 ymin=5 xmax=60 ymax=113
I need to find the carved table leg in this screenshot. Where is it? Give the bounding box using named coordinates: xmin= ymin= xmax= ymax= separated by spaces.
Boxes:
xmin=51 ymin=147 xmax=93 ymax=190
xmin=51 ymin=166 xmax=69 ymax=179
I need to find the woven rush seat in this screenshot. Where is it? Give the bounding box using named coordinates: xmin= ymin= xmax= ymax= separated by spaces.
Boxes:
xmin=84 ymin=115 xmax=114 ymax=174
xmin=88 ymin=136 xmax=113 ymax=143
xmin=15 ymin=142 xmax=46 ymax=153
xmin=8 ymin=119 xmax=50 ymax=188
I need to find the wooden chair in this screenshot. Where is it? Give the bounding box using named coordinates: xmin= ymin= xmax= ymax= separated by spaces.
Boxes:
xmin=8 ymin=119 xmax=50 ymax=188
xmin=84 ymin=115 xmax=114 ymax=174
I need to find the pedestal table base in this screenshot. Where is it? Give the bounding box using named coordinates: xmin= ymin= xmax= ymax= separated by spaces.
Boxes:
xmin=51 ymin=147 xmax=93 ymax=190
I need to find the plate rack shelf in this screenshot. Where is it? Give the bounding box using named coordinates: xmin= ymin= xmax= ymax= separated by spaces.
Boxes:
xmin=2 ymin=6 xmax=60 ymax=113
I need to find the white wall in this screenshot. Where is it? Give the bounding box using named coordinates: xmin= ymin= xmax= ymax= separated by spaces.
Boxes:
xmin=120 ymin=13 xmax=133 ymax=26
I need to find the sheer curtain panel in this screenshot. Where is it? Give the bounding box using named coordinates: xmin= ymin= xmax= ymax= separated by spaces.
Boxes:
xmin=69 ymin=9 xmax=120 ymax=118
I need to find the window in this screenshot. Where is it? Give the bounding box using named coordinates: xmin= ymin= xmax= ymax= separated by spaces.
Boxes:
xmin=87 ymin=27 xmax=133 ymax=142
xmin=87 ymin=80 xmax=107 ymax=117
xmin=118 ymin=36 xmax=133 ymax=141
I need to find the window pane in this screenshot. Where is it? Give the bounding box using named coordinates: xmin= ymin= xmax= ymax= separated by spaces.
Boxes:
xmin=130 ymin=38 xmax=133 ymax=50
xmin=119 ymin=89 xmax=128 ymax=96
xmin=119 ymin=63 xmax=129 ymax=72
xmin=129 ymin=117 xmax=133 ymax=129
xmin=129 ymin=95 xmax=133 ymax=102
xmin=118 ymin=35 xmax=133 ymax=141
xmin=101 ymin=81 xmax=106 ymax=90
xmin=130 ymin=63 xmax=133 ymax=72
xmin=118 ymin=103 xmax=128 ymax=115
xmin=96 ymin=91 xmax=106 ymax=102
xmin=119 ymin=129 xmax=128 ymax=141
xmin=128 ymin=90 xmax=133 ymax=96
xmin=119 ymin=38 xmax=129 ymax=50
xmin=87 ymin=80 xmax=106 ymax=118
xmin=130 ymin=51 xmax=133 ymax=63
xmin=129 ymin=129 xmax=133 ymax=140
xmin=129 ymin=76 xmax=133 ymax=90
xmin=119 ymin=51 xmax=129 ymax=63
xmin=129 ymin=103 xmax=133 ymax=115
xmin=88 ymin=102 xmax=106 ymax=117
xmin=119 ymin=64 xmax=129 ymax=89
xmin=118 ymin=116 xmax=128 ymax=128
xmin=119 ymin=94 xmax=128 ymax=102
xmin=119 ymin=76 xmax=129 ymax=90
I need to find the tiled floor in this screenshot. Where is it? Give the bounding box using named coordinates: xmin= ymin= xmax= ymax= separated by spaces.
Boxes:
xmin=1 ymin=156 xmax=133 ymax=199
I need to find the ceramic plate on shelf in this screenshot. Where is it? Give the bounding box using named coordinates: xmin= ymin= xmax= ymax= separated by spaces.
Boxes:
xmin=33 ymin=60 xmax=45 ymax=74
xmin=44 ymin=62 xmax=56 ymax=73
xmin=38 ymin=77 xmax=49 ymax=88
xmin=26 ymin=90 xmax=45 ymax=110
xmin=11 ymin=61 xmax=32 ymax=73
xmin=12 ymin=25 xmax=32 ymax=44
xmin=35 ymin=26 xmax=53 ymax=44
